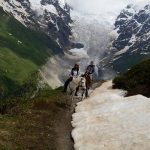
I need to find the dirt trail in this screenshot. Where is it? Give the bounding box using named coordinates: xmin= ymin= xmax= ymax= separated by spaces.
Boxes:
xmin=27 ymin=98 xmax=75 ymax=150
xmin=41 ymin=81 xmax=102 ymax=150
xmin=53 ymin=95 xmax=82 ymax=150
xmin=54 ymin=107 xmax=73 ymax=150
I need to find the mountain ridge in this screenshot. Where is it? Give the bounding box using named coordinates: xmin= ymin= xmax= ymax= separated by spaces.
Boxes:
xmin=100 ymin=4 xmax=150 ymax=74
xmin=0 ymin=0 xmax=83 ymax=50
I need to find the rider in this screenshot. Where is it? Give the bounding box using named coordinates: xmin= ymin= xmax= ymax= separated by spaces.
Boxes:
xmin=83 ymin=61 xmax=95 ymax=97
xmin=63 ymin=63 xmax=80 ymax=92
xmin=85 ymin=61 xmax=95 ymax=80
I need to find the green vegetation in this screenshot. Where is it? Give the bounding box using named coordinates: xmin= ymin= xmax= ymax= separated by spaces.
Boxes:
xmin=0 ymin=87 xmax=71 ymax=149
xmin=36 ymin=86 xmax=63 ymax=100
xmin=113 ymin=58 xmax=150 ymax=97
xmin=113 ymin=53 xmax=150 ymax=73
xmin=0 ymin=84 xmax=64 ymax=115
xmin=0 ymin=7 xmax=62 ymax=98
xmin=0 ymin=6 xmax=79 ymax=150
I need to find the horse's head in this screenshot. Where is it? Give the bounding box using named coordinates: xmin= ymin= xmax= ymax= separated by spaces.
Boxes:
xmin=71 ymin=76 xmax=86 ymax=90
xmin=79 ymin=77 xmax=86 ymax=90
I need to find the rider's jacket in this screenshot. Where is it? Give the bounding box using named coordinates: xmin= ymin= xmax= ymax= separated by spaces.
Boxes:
xmin=69 ymin=68 xmax=80 ymax=77
xmin=85 ymin=65 xmax=95 ymax=75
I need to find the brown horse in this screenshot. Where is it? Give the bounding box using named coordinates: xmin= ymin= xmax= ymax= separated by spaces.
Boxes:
xmin=83 ymin=73 xmax=92 ymax=97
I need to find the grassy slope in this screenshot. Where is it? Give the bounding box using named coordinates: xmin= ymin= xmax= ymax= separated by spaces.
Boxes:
xmin=113 ymin=59 xmax=150 ymax=97
xmin=0 ymin=8 xmax=73 ymax=148
xmin=113 ymin=53 xmax=150 ymax=73
xmin=0 ymin=7 xmax=62 ymax=97
xmin=0 ymin=87 xmax=73 ymax=150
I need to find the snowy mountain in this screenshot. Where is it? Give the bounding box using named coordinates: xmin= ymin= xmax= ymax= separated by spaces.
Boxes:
xmin=114 ymin=4 xmax=150 ymax=51
xmin=0 ymin=0 xmax=82 ymax=50
xmin=100 ymin=4 xmax=150 ymax=73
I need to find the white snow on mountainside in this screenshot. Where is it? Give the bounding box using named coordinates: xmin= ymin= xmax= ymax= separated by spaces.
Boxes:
xmin=30 ymin=0 xmax=58 ymax=15
xmin=29 ymin=0 xmax=66 ymax=15
xmin=72 ymin=81 xmax=150 ymax=150
xmin=0 ymin=0 xmax=67 ymax=24
xmin=100 ymin=3 xmax=150 ymax=73
xmin=0 ymin=0 xmax=29 ymax=25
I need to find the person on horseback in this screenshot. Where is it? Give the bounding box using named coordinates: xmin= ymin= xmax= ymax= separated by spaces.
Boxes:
xmin=63 ymin=63 xmax=80 ymax=93
xmin=85 ymin=61 xmax=95 ymax=80
xmin=84 ymin=61 xmax=95 ymax=97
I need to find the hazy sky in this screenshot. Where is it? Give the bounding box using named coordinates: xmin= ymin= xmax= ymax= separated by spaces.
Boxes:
xmin=66 ymin=0 xmax=149 ymax=16
xmin=30 ymin=0 xmax=149 ymax=16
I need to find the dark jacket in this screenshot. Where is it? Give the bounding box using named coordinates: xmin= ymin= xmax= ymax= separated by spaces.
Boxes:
xmin=85 ymin=65 xmax=95 ymax=75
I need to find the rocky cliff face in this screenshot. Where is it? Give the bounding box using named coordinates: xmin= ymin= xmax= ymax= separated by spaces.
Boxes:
xmin=113 ymin=4 xmax=150 ymax=54
xmin=100 ymin=4 xmax=150 ymax=73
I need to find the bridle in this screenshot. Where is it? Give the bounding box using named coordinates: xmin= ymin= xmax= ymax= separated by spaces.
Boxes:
xmin=79 ymin=77 xmax=86 ymax=90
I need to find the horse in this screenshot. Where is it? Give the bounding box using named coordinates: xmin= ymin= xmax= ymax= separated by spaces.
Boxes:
xmin=84 ymin=73 xmax=92 ymax=97
xmin=67 ymin=76 xmax=86 ymax=101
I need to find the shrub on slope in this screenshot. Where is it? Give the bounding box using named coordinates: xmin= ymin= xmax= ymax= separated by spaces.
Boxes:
xmin=113 ymin=59 xmax=150 ymax=97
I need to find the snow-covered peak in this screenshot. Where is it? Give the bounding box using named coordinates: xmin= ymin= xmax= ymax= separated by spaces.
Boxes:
xmin=0 ymin=0 xmax=30 ymax=25
xmin=122 ymin=3 xmax=150 ymax=15
xmin=0 ymin=0 xmax=74 ymax=49
xmin=29 ymin=0 xmax=67 ymax=15
xmin=29 ymin=0 xmax=66 ymax=8
xmin=29 ymin=0 xmax=41 ymax=10
xmin=100 ymin=3 xmax=150 ymax=74
xmin=58 ymin=0 xmax=66 ymax=8
xmin=124 ymin=4 xmax=137 ymax=15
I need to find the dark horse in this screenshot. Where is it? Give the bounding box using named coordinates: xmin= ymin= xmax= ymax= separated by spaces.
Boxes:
xmin=84 ymin=73 xmax=92 ymax=97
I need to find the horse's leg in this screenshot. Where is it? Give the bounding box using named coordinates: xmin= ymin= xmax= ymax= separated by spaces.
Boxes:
xmin=64 ymin=78 xmax=72 ymax=92
xmin=81 ymin=90 xmax=84 ymax=97
xmin=75 ymin=86 xmax=79 ymax=96
xmin=71 ymin=90 xmax=75 ymax=101
xmin=85 ymin=89 xmax=88 ymax=98
xmin=81 ymin=89 xmax=86 ymax=100
xmin=70 ymin=89 xmax=73 ymax=95
xmin=85 ymin=86 xmax=90 ymax=98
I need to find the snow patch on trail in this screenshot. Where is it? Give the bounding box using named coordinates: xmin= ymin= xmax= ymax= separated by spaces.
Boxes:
xmin=72 ymin=81 xmax=150 ymax=150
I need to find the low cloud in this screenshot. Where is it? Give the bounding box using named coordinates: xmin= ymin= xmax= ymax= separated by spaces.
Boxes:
xmin=66 ymin=0 xmax=150 ymax=18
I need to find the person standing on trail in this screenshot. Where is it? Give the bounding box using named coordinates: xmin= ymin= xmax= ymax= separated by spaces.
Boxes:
xmin=85 ymin=61 xmax=95 ymax=80
xmin=63 ymin=63 xmax=80 ymax=92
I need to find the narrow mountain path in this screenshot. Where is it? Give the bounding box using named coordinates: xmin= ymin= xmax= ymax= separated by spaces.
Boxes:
xmin=0 ymin=94 xmax=74 ymax=149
